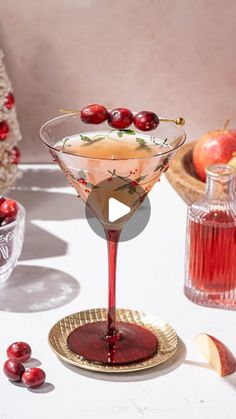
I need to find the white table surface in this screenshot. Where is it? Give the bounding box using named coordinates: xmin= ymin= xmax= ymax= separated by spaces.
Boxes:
xmin=1 ymin=164 xmax=235 ymax=419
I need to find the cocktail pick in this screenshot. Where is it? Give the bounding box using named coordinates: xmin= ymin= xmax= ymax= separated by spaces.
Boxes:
xmin=160 ymin=117 xmax=185 ymax=126
xmin=59 ymin=109 xmax=81 ymax=115
xmin=59 ymin=109 xmax=185 ymax=126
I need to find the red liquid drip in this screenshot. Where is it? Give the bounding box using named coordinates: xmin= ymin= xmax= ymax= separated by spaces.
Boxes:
xmin=188 ymin=210 xmax=236 ymax=293
xmin=67 ymin=229 xmax=158 ymax=365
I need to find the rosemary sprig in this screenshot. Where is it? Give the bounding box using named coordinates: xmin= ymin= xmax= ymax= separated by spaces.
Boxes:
xmin=80 ymin=135 xmax=92 ymax=143
xmin=117 ymin=129 xmax=136 ymax=137
xmin=80 ymin=134 xmax=106 ymax=146
xmin=136 ymin=137 xmax=151 ymax=149
xmin=62 ymin=137 xmax=71 ymax=151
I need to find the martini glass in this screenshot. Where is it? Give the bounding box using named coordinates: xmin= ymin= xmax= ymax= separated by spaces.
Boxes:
xmin=40 ymin=114 xmax=186 ymax=365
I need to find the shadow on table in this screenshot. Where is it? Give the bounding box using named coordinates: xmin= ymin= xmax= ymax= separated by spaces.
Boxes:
xmin=183 ymin=360 xmax=211 ymax=369
xmin=59 ymin=338 xmax=186 ymax=382
xmin=28 ymin=382 xmax=55 ymax=394
xmin=0 ymin=265 xmax=80 ymax=312
xmin=24 ymin=358 xmax=42 ymax=367
xmin=19 ymin=222 xmax=66 ymax=261
xmin=224 ymin=372 xmax=236 ymax=389
xmin=12 ymin=380 xmax=55 ymax=393
xmin=11 ymin=167 xmax=85 ymax=261
xmin=16 ymin=166 xmax=70 ymax=190
xmin=184 ymin=361 xmax=236 ymax=387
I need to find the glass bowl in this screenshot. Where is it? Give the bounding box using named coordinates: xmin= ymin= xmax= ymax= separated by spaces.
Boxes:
xmin=0 ymin=202 xmax=25 ymax=284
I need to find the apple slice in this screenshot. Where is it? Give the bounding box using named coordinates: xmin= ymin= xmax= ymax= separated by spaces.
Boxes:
xmin=228 ymin=152 xmax=236 ymax=168
xmin=195 ymin=333 xmax=236 ymax=376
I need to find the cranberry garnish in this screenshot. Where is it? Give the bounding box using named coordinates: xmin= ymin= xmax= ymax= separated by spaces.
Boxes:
xmin=7 ymin=342 xmax=31 ymax=362
xmin=22 ymin=368 xmax=46 ymax=388
xmin=80 ymin=104 xmax=108 ymax=124
xmin=3 ymin=359 xmax=25 ymax=382
xmin=10 ymin=146 xmax=21 ymax=164
xmin=134 ymin=111 xmax=159 ymax=131
xmin=0 ymin=199 xmax=18 ymax=219
xmin=108 ymin=108 xmax=133 ymax=129
xmin=130 ymin=181 xmax=138 ymax=187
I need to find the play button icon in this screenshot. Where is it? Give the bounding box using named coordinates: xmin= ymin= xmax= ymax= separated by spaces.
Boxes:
xmin=85 ymin=178 xmax=151 ymax=242
xmin=108 ymin=198 xmax=130 ymax=223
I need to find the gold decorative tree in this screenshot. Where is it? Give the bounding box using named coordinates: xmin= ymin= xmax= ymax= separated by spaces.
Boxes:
xmin=0 ymin=49 xmax=22 ymax=195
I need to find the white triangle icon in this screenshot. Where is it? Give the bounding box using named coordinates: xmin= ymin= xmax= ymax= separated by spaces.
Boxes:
xmin=108 ymin=198 xmax=130 ymax=222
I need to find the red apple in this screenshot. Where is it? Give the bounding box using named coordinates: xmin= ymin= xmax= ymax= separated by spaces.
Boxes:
xmin=195 ymin=333 xmax=236 ymax=376
xmin=193 ymin=127 xmax=236 ymax=181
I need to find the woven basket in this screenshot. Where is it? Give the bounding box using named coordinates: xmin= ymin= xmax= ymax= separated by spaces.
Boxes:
xmin=165 ymin=141 xmax=205 ymax=205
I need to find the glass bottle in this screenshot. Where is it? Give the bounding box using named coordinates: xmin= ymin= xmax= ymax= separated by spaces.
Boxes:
xmin=184 ymin=164 xmax=236 ymax=309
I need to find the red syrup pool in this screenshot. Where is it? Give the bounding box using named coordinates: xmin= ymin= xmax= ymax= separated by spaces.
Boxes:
xmin=67 ymin=321 xmax=158 ymax=365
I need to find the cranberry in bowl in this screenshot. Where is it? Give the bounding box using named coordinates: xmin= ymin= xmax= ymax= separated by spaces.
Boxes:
xmin=0 ymin=198 xmax=25 ymax=284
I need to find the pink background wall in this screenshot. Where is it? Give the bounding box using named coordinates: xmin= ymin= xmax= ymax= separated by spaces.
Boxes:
xmin=1 ymin=0 xmax=236 ymax=162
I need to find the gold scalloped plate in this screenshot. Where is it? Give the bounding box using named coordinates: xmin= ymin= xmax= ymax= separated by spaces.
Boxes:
xmin=48 ymin=308 xmax=178 ymax=373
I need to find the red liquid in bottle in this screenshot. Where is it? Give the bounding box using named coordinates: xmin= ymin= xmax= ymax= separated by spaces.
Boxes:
xmin=188 ymin=210 xmax=236 ymax=293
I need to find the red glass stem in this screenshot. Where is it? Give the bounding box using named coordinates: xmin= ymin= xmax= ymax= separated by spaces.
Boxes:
xmin=105 ymin=229 xmax=121 ymax=338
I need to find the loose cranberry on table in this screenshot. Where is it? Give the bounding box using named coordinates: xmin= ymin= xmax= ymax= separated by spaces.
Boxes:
xmin=134 ymin=111 xmax=159 ymax=131
xmin=7 ymin=342 xmax=32 ymax=362
xmin=3 ymin=359 xmax=25 ymax=382
xmin=22 ymin=368 xmax=46 ymax=388
xmin=108 ymin=108 xmax=134 ymax=129
xmin=80 ymin=104 xmax=108 ymax=124
xmin=0 ymin=199 xmax=18 ymax=219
